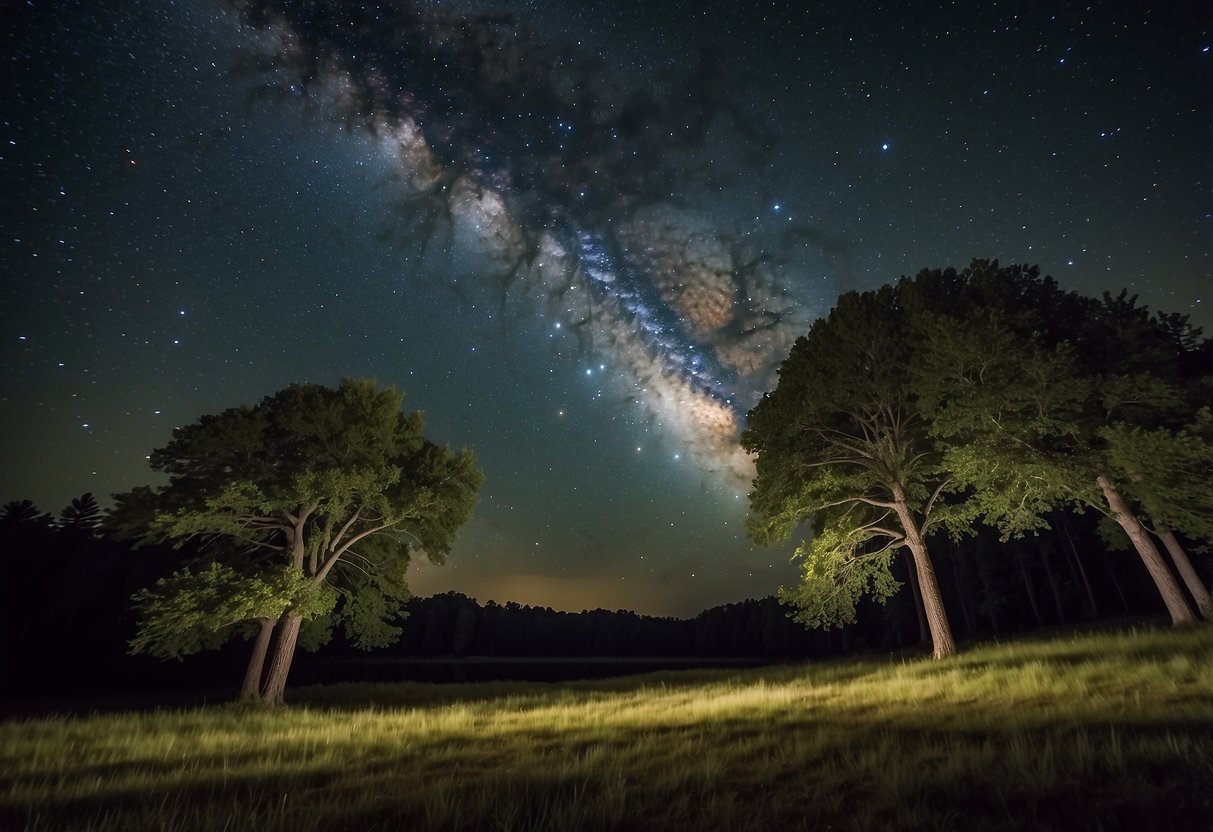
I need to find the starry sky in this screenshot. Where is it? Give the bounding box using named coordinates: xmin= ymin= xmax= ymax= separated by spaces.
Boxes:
xmin=3 ymin=0 xmax=1209 ymax=617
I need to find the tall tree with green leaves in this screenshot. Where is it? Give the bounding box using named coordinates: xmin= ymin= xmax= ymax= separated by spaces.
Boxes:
xmin=113 ymin=379 xmax=483 ymax=703
xmin=1101 ymin=413 xmax=1213 ymax=618
xmin=910 ymin=263 xmax=1208 ymax=625
xmin=742 ymin=285 xmax=966 ymax=659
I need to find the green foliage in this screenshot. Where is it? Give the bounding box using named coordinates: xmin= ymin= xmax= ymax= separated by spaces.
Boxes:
xmin=748 ymin=257 xmax=1210 ymax=636
xmin=911 ymin=300 xmax=1094 ymax=537
xmin=104 ymin=485 xmax=168 ymax=545
xmin=329 ymin=533 xmax=414 ymax=650
xmin=297 ymin=611 xmax=336 ymax=653
xmin=128 ymin=563 xmax=300 ymax=659
xmin=116 ymin=378 xmax=483 ymax=665
xmin=743 ymin=279 xmax=960 ymax=635
xmin=777 ymin=510 xmax=903 ymax=629
xmin=906 ymin=261 xmax=1210 ymax=545
xmin=1100 ymin=409 xmax=1213 ymax=543
xmin=743 ymin=287 xmax=923 ymax=529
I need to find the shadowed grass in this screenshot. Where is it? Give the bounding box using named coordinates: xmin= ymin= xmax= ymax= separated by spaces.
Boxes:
xmin=3 ymin=625 xmax=1212 ymax=830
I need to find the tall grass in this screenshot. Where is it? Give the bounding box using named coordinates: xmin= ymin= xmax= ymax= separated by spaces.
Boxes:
xmin=3 ymin=625 xmax=1212 ymax=830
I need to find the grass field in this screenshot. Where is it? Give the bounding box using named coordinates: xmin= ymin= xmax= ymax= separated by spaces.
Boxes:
xmin=3 ymin=625 xmax=1212 ymax=831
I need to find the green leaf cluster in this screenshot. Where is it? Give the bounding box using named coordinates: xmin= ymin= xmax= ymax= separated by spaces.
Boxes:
xmin=743 ymin=282 xmax=951 ymax=630
xmin=129 ymin=562 xmax=302 ymax=659
xmin=777 ymin=510 xmax=903 ymax=629
xmin=909 ymin=264 xmax=1211 ymax=541
xmin=746 ymin=258 xmax=1212 ymax=635
xmin=116 ymin=378 xmax=483 ymax=660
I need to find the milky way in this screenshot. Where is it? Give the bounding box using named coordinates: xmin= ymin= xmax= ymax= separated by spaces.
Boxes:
xmin=7 ymin=0 xmax=1205 ymax=615
xmin=225 ymin=0 xmax=824 ymax=484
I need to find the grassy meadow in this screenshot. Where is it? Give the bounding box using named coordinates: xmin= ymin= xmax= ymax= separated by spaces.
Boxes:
xmin=3 ymin=625 xmax=1212 ymax=831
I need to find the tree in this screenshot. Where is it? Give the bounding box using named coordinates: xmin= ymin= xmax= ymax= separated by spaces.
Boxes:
xmin=742 ymin=285 xmax=964 ymax=659
xmin=1 ymin=500 xmax=54 ymax=528
xmin=745 ymin=260 xmax=1211 ymax=654
xmin=1101 ymin=412 xmax=1213 ymax=617
xmin=59 ymin=493 xmax=102 ymax=533
xmin=114 ymin=379 xmax=483 ymax=703
xmin=911 ymin=263 xmax=1209 ymax=625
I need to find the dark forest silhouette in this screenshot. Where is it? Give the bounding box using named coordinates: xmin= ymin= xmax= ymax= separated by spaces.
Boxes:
xmin=2 ymin=493 xmax=1203 ymax=705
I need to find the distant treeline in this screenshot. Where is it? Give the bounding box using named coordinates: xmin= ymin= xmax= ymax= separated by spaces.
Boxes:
xmin=386 ymin=510 xmax=1184 ymax=661
xmin=0 ymin=495 xmax=1203 ymax=698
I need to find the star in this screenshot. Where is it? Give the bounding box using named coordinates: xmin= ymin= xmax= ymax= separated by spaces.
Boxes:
xmin=2 ymin=0 xmax=1205 ymax=620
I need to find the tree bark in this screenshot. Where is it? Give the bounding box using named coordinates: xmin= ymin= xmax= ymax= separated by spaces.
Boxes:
xmin=240 ymin=617 xmax=275 ymax=700
xmin=1096 ymin=475 xmax=1196 ymax=625
xmin=1104 ymin=550 xmax=1131 ymax=613
xmin=974 ymin=535 xmax=1002 ymax=633
xmin=892 ymin=495 xmax=956 ymax=658
xmin=948 ymin=541 xmax=977 ymax=635
xmin=902 ymin=550 xmax=930 ymax=646
xmin=260 ymin=612 xmax=303 ymax=705
xmin=1156 ymin=528 xmax=1212 ymax=620
xmin=946 ymin=557 xmax=975 ymax=635
xmin=1038 ymin=544 xmax=1067 ymax=625
xmin=1014 ymin=543 xmax=1046 ymax=627
xmin=1057 ymin=514 xmax=1098 ymax=619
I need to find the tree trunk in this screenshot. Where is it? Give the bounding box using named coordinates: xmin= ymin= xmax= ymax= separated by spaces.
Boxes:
xmin=1039 ymin=544 xmax=1067 ymax=625
xmin=893 ymin=496 xmax=956 ymax=658
xmin=1015 ymin=543 xmax=1046 ymax=627
xmin=1105 ymin=551 xmax=1131 ymax=613
xmin=974 ymin=536 xmax=1002 ymax=633
xmin=260 ymin=612 xmax=303 ymax=705
xmin=948 ymin=541 xmax=977 ymax=634
xmin=1057 ymin=514 xmax=1098 ymax=619
xmin=903 ymin=550 xmax=930 ymax=646
xmin=1096 ymin=475 xmax=1196 ymax=625
xmin=1157 ymin=528 xmax=1212 ymax=620
xmin=240 ymin=617 xmax=275 ymax=700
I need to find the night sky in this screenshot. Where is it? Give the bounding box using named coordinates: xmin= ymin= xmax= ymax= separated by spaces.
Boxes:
xmin=3 ymin=0 xmax=1209 ymax=617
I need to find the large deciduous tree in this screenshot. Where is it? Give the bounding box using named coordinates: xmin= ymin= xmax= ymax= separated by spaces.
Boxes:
xmin=1098 ymin=414 xmax=1213 ymax=618
xmin=742 ymin=285 xmax=964 ymax=659
xmin=113 ymin=379 xmax=483 ymax=703
xmin=911 ymin=262 xmax=1210 ymax=625
xmin=746 ymin=259 xmax=1211 ymax=652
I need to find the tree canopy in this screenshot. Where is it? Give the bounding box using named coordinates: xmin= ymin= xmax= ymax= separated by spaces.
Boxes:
xmin=910 ymin=264 xmax=1211 ymax=623
xmin=113 ymin=378 xmax=483 ymax=703
xmin=742 ymin=283 xmax=963 ymax=658
xmin=745 ymin=260 xmax=1212 ymax=655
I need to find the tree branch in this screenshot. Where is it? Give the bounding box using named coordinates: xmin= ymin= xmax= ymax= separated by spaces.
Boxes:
xmin=331 ymin=507 xmax=363 ymax=551
xmin=314 ymin=520 xmax=395 ymax=585
xmin=921 ymin=477 xmax=952 ymax=523
xmin=852 ymin=495 xmax=900 ymax=511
